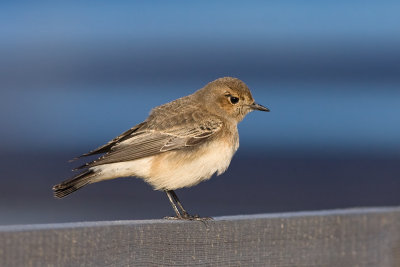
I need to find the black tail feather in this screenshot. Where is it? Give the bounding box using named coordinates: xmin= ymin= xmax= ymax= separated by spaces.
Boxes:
xmin=53 ymin=170 xmax=95 ymax=198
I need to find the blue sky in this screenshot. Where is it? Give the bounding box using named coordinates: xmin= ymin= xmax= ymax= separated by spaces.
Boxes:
xmin=1 ymin=1 xmax=399 ymax=156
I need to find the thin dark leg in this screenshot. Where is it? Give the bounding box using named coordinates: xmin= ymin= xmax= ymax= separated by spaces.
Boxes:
xmin=164 ymin=190 xmax=213 ymax=221
xmin=165 ymin=190 xmax=181 ymax=218
xmin=169 ymin=190 xmax=189 ymax=217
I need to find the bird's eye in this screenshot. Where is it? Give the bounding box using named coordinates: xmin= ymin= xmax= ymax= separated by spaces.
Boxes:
xmin=229 ymin=96 xmax=239 ymax=104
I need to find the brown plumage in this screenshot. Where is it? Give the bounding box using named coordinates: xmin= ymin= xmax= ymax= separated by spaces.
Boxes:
xmin=53 ymin=77 xmax=269 ymax=220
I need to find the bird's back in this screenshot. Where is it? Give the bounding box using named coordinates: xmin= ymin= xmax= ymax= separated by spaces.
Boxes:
xmin=145 ymin=93 xmax=203 ymax=131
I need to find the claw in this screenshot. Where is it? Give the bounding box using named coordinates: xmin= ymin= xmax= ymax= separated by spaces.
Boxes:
xmin=164 ymin=215 xmax=213 ymax=222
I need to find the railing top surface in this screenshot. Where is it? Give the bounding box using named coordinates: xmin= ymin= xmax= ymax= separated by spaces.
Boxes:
xmin=1 ymin=206 xmax=400 ymax=266
xmin=1 ymin=206 xmax=399 ymax=232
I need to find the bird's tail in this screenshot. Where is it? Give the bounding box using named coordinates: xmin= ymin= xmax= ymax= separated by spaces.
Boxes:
xmin=53 ymin=170 xmax=96 ymax=198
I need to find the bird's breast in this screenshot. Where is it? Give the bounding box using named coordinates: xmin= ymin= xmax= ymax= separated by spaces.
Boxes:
xmin=146 ymin=137 xmax=238 ymax=190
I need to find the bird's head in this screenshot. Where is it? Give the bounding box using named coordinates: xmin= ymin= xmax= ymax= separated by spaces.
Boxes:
xmin=199 ymin=77 xmax=269 ymax=122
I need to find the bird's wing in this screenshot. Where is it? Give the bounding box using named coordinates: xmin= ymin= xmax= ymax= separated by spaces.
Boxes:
xmin=71 ymin=122 xmax=147 ymax=160
xmin=75 ymin=116 xmax=223 ymax=169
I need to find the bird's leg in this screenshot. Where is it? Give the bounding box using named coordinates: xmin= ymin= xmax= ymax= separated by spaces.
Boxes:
xmin=169 ymin=190 xmax=190 ymax=218
xmin=165 ymin=190 xmax=182 ymax=218
xmin=164 ymin=190 xmax=213 ymax=221
xmin=164 ymin=190 xmax=194 ymax=219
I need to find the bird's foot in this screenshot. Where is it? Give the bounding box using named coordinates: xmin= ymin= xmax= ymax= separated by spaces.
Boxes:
xmin=164 ymin=214 xmax=213 ymax=221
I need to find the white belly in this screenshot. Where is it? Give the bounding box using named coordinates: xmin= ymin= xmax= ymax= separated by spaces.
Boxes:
xmin=91 ymin=140 xmax=238 ymax=190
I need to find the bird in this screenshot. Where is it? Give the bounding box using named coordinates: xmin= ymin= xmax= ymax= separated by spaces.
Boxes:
xmin=53 ymin=77 xmax=269 ymax=220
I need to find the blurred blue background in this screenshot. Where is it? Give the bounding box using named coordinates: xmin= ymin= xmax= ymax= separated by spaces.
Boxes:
xmin=1 ymin=1 xmax=399 ymax=225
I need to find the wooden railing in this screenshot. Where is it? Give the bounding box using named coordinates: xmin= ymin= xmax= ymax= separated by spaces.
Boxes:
xmin=1 ymin=207 xmax=400 ymax=266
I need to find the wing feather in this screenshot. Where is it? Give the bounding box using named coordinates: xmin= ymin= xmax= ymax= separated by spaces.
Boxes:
xmin=71 ymin=122 xmax=147 ymax=160
xmin=75 ymin=117 xmax=223 ymax=169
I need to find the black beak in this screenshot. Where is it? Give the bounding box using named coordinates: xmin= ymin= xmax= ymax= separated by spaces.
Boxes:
xmin=249 ymin=102 xmax=270 ymax=112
